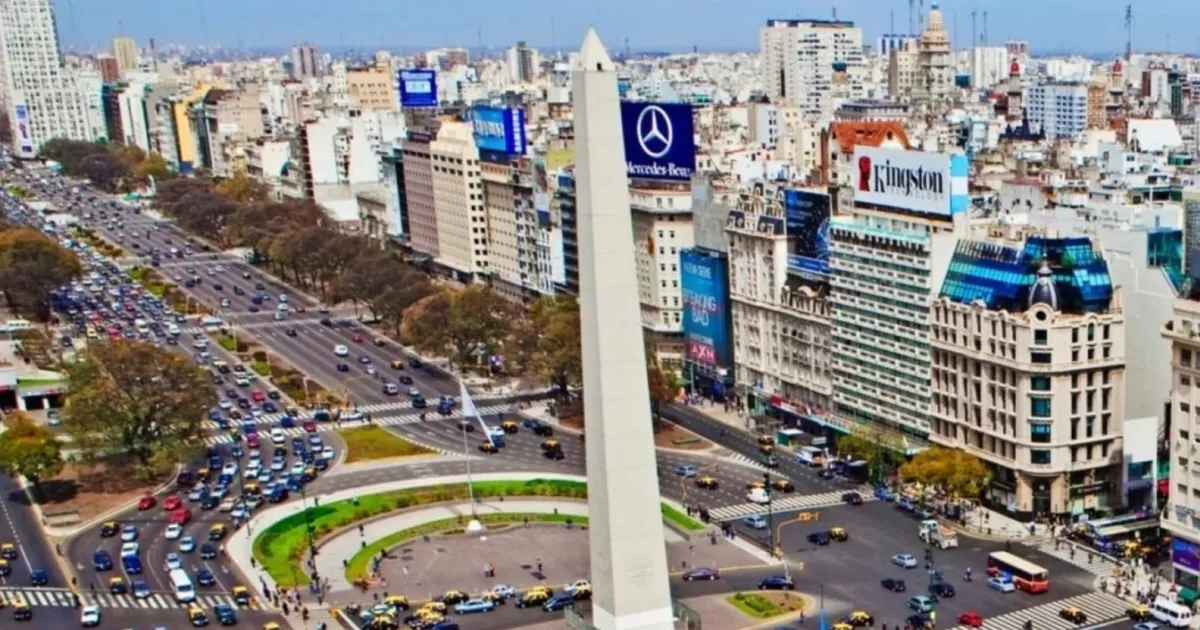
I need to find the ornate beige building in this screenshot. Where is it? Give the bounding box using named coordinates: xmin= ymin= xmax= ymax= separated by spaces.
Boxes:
xmin=914 ymin=2 xmax=954 ymax=107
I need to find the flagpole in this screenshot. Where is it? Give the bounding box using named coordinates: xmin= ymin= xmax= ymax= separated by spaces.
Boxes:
xmin=460 ymin=407 xmax=476 ymax=516
xmin=459 ymin=378 xmax=485 ymax=530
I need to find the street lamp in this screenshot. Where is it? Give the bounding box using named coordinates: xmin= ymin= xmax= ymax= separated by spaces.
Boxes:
xmin=300 ymin=482 xmax=321 ymax=591
xmin=763 ymin=472 xmax=775 ymax=558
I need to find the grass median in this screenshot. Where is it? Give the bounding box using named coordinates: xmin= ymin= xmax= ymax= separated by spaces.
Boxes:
xmin=661 ymin=503 xmax=706 ymax=532
xmin=726 ymin=593 xmax=785 ymax=619
xmin=336 ymin=426 xmax=435 ymax=463
xmin=345 ymin=512 xmax=587 ymax=582
xmin=253 ymin=479 xmax=588 ymax=587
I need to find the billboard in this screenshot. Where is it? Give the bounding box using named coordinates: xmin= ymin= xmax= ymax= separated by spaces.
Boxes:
xmin=617 ymin=76 xmax=633 ymax=99
xmin=1174 ymin=538 xmax=1200 ymax=572
xmin=472 ymin=106 xmax=527 ymax=155
xmin=397 ymin=69 xmax=438 ymax=108
xmin=13 ymin=104 xmax=32 ymax=154
xmin=785 ymin=189 xmax=831 ymax=276
xmin=620 ymin=102 xmax=695 ymax=181
xmin=852 ymin=146 xmax=969 ymax=216
xmin=681 ymin=249 xmax=732 ymax=370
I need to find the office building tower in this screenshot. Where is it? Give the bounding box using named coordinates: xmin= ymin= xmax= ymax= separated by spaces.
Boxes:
xmin=760 ymin=19 xmax=865 ymax=119
xmin=507 ymin=41 xmax=538 ymax=83
xmin=1163 ymin=289 xmax=1200 ymax=593
xmin=290 ymin=43 xmax=320 ymax=80
xmin=931 ymin=236 xmax=1124 ymax=518
xmin=1026 ymin=82 xmax=1089 ymax=140
xmin=112 ymin=37 xmax=138 ymax=72
xmin=887 ymin=37 xmax=919 ymax=100
xmin=96 ymin=54 xmax=120 ymax=83
xmin=914 ymin=2 xmax=954 ymax=107
xmin=571 ymin=29 xmax=674 ymax=630
xmin=0 ymin=0 xmax=91 ymax=157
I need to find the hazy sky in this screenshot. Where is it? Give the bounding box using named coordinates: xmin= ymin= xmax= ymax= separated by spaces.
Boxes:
xmin=57 ymin=0 xmax=1200 ymax=55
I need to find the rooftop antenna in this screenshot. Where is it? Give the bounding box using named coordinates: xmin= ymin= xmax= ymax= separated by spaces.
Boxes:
xmin=982 ymin=10 xmax=989 ymax=45
xmin=549 ymin=9 xmax=556 ymax=53
xmin=908 ymin=0 xmax=915 ymax=35
xmin=890 ymin=10 xmax=895 ymax=35
xmin=1125 ymin=1 xmax=1133 ymax=61
xmin=476 ymin=27 xmax=482 ymax=50
xmin=971 ymin=10 xmax=977 ymax=47
xmin=624 ymin=37 xmax=630 ymax=59
xmin=918 ymin=0 xmax=925 ymax=32
xmin=832 ymin=6 xmax=837 ymax=20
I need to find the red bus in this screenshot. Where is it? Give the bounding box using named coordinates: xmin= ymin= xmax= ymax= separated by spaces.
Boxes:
xmin=986 ymin=551 xmax=1050 ymax=593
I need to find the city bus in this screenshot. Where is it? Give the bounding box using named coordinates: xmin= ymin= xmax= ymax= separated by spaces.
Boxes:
xmin=1089 ymin=518 xmax=1161 ymax=556
xmin=986 ymin=551 xmax=1050 ymax=593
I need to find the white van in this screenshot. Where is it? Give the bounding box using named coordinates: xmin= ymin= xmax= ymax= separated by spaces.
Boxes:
xmin=1151 ymin=598 xmax=1193 ymax=628
xmin=746 ymin=487 xmax=770 ymax=504
xmin=169 ymin=568 xmax=195 ymax=603
xmin=1 ymin=319 xmax=34 ymax=333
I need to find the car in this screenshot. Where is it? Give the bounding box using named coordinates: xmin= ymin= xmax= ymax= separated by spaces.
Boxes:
xmin=1133 ymin=624 xmax=1161 ymax=630
xmin=987 ymin=577 xmax=1015 ymax=593
xmin=321 ymin=446 xmax=334 ymax=460
xmin=930 ymin=582 xmax=956 ymax=598
xmin=842 ymin=492 xmax=864 ymax=505
xmin=121 ymin=525 xmax=138 ymax=541
xmin=303 ymin=420 xmax=317 ymax=433
xmin=129 ymin=579 xmax=151 ymax=599
xmin=334 ymin=344 xmax=349 ymax=356
xmin=682 ymin=567 xmax=721 ymax=581
xmin=200 ymin=543 xmax=218 ymax=559
xmin=1059 ymin=607 xmax=1087 ymax=624
xmin=165 ymin=523 xmax=183 ymax=539
xmin=758 ymin=575 xmax=794 ymax=590
xmin=674 ymin=464 xmax=698 ymax=477
xmin=196 ymin=567 xmax=217 ymax=586
xmin=1127 ymin=605 xmax=1153 ymax=622
xmin=137 ymin=495 xmax=156 ymax=510
xmin=220 ymin=498 xmax=237 ymax=512
xmin=881 ymin=578 xmax=907 ymax=592
xmin=807 ymin=531 xmax=831 ymax=545
xmin=165 ymin=553 xmax=182 ymax=570
xmin=162 ymin=494 xmax=182 ymax=511
xmin=359 ymin=355 xmax=371 ymax=364
xmin=956 ymin=611 xmax=984 ymax=628
xmin=844 ymin=611 xmax=875 ymax=628
xmin=906 ymin=596 xmax=935 ymax=613
xmin=270 ymin=428 xmax=285 ymax=444
xmin=81 ymin=604 xmax=101 ymax=627
xmin=93 ymin=549 xmax=113 ymax=571
xmin=892 ymin=553 xmax=918 ymax=568
xmin=29 ymin=568 xmax=47 ymax=585
xmin=336 ymin=363 xmax=349 ymax=372
xmin=215 ymin=602 xmax=237 ymax=625
xmin=453 ymin=599 xmax=497 ymax=614
xmin=221 ymin=461 xmax=238 ymax=476
xmin=201 ymin=496 xmax=219 ymax=511
xmin=543 ymin=593 xmax=577 ymax=612
xmin=120 ymin=541 xmax=140 ymax=557
xmin=99 ymin=520 xmax=119 ymax=537
xmin=179 ymin=536 xmax=197 ymax=553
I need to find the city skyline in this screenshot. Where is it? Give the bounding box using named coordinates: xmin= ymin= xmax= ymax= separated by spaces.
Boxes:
xmin=58 ymin=0 xmax=1200 ymax=57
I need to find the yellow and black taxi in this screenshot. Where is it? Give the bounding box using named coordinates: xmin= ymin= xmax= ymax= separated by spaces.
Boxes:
xmin=695 ymin=476 xmax=719 ymax=490
xmin=541 ymin=439 xmax=560 ymax=451
xmin=844 ymin=611 xmax=874 ymax=627
xmin=516 ymin=588 xmax=551 ymax=608
xmin=571 ymin=583 xmax=594 ymax=600
xmin=232 ymin=585 xmax=252 ymax=605
xmin=502 ymin=419 xmax=519 ymax=433
xmin=187 ymin=603 xmax=209 ymax=626
xmin=402 ymin=609 xmax=439 ymax=629
xmin=243 ymin=481 xmax=260 ymax=495
xmin=439 ymin=590 xmax=470 ymax=605
xmin=12 ymin=598 xmax=31 ymax=620
xmin=0 ymin=558 xmax=10 ymax=576
xmin=746 ymin=479 xmax=766 ymax=490
xmin=383 ymin=595 xmax=410 ymax=610
xmin=109 ymin=576 xmax=128 ymax=594
xmin=759 ymin=443 xmax=775 ymax=455
xmin=832 ymin=622 xmax=854 ymax=630
xmin=0 ymin=542 xmax=16 ymax=559
xmin=479 ymin=441 xmax=498 ymax=454
xmin=99 ymin=520 xmax=120 ymax=537
xmin=1059 ymin=606 xmax=1088 ymax=624
xmin=263 ymin=623 xmax=282 ymax=630
xmin=829 ymin=527 xmax=849 ymax=542
xmin=1126 ymin=604 xmax=1152 ymax=621
xmin=197 ymin=466 xmax=212 ymax=481
xmin=758 ymin=434 xmax=775 ymax=447
xmin=390 ymin=359 xmax=405 ymax=369
xmin=772 ymin=479 xmax=795 ymax=493
xmin=370 ymin=613 xmax=400 ymax=629
xmin=209 ymin=523 xmax=228 ymax=541
xmin=419 ymin=601 xmax=448 ymax=615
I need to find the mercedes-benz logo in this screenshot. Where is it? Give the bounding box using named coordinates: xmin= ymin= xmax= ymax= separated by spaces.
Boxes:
xmin=636 ymin=105 xmax=673 ymax=159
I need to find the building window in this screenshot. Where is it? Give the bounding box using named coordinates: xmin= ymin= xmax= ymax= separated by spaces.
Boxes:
xmin=1031 ymin=351 xmax=1052 ymax=364
xmin=1030 ymin=397 xmax=1052 ymax=418
xmin=1034 ymin=329 xmax=1048 ymax=345
xmin=1031 ymin=375 xmax=1051 ymax=391
xmin=1031 ymin=450 xmax=1052 ymax=465
xmin=1031 ymin=423 xmax=1052 ymax=443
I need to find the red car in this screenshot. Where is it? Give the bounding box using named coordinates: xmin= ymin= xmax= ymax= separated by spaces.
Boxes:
xmin=161 ymin=494 xmax=182 ymax=511
xmin=246 ymin=434 xmax=260 ymax=448
xmin=251 ymin=391 xmax=266 ymax=402
xmin=956 ymin=611 xmax=984 ymax=628
xmin=352 ymin=334 xmax=363 ymax=343
xmin=168 ymin=508 xmax=192 ymax=525
xmin=295 ymin=306 xmax=306 ymax=313
xmin=302 ymin=420 xmax=317 ymax=433
xmin=136 ymin=495 xmax=156 ymax=511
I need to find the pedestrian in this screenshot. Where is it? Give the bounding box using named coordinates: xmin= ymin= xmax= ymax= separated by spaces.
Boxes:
xmin=536 ymin=559 xmax=543 ymax=574
xmin=359 ymin=523 xmax=365 ymax=536
xmin=282 ymin=602 xmax=290 ymax=615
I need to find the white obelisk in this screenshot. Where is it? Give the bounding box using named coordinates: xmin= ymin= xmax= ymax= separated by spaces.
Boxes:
xmin=572 ymin=29 xmax=675 ymax=630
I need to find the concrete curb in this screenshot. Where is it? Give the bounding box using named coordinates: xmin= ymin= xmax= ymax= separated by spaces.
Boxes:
xmin=36 ymin=464 xmax=180 ymax=539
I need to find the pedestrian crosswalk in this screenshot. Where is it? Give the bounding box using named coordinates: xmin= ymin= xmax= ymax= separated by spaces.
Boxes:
xmin=709 ymin=487 xmax=876 ymax=521
xmin=202 ymin=401 xmax=517 ymax=434
xmin=0 ymin=587 xmax=260 ymax=611
xmin=945 ymin=590 xmax=1127 ymax=630
xmin=725 ymin=452 xmax=772 ymax=472
xmin=1022 ymin=538 xmax=1122 ymax=579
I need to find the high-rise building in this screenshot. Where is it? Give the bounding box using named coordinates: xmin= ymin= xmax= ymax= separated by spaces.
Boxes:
xmin=507 ymin=41 xmax=537 ymax=83
xmin=930 ymin=235 xmax=1125 ymax=518
xmin=632 ymin=184 xmax=695 ymax=369
xmin=1026 ymin=82 xmax=1089 ymax=140
xmin=1163 ymin=290 xmax=1200 ymax=593
xmin=914 ymin=2 xmax=954 ymax=106
xmin=968 ymin=46 xmax=1010 ymax=90
xmin=290 ymin=44 xmax=320 ymax=80
xmin=887 ymin=37 xmax=919 ymax=100
xmin=0 ymin=0 xmax=91 ymax=158
xmin=96 ymin=54 xmax=120 ymax=83
xmin=112 ymin=37 xmax=138 ymax=72
xmin=760 ymin=19 xmax=865 ymax=119
xmin=347 ymin=65 xmax=398 ymax=111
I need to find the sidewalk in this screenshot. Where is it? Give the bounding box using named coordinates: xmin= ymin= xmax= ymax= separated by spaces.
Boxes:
xmin=956 ymin=505 xmax=1052 ymax=541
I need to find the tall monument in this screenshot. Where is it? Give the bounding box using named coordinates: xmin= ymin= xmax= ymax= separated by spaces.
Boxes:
xmin=571 ymin=29 xmax=675 ymax=630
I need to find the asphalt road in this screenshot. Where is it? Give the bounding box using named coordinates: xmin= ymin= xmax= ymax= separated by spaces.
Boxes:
xmin=0 ymin=475 xmax=62 ymax=589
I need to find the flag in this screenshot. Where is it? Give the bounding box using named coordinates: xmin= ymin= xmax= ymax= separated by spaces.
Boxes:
xmin=460 ymin=379 xmax=494 ymax=446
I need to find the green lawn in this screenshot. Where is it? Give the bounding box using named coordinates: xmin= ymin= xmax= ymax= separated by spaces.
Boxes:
xmin=337 ymin=426 xmax=434 ymax=463
xmin=661 ymin=503 xmax=706 ymax=532
xmin=217 ymin=335 xmax=236 ymax=352
xmin=253 ymin=479 xmax=588 ymax=586
xmin=251 ymin=361 xmax=270 ymax=376
xmin=727 ymin=593 xmax=784 ymax=619
xmin=344 ymin=513 xmax=586 ymax=581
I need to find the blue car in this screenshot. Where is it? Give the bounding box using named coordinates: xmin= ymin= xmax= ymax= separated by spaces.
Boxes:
xmin=453 ymin=599 xmax=497 ymax=614
xmin=757 ymin=575 xmax=794 ymax=590
xmin=543 ymin=594 xmax=576 ymax=612
xmin=279 ymin=415 xmax=294 ymax=428
xmin=874 ymin=487 xmax=895 ymax=501
xmin=196 ymin=567 xmax=216 ymax=586
xmin=93 ymin=550 xmax=113 ymax=571
xmin=123 ymin=555 xmax=142 ymax=574
xmin=30 ymin=568 xmax=48 ymax=585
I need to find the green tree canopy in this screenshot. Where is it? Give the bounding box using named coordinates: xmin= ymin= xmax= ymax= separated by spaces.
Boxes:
xmin=899 ymin=446 xmax=990 ymax=499
xmin=512 ymin=296 xmax=582 ymax=397
xmin=0 ymin=227 xmax=82 ymax=320
xmin=61 ymin=341 xmax=216 ymax=476
xmin=401 ymin=286 xmax=518 ymax=368
xmin=0 ymin=412 xmax=63 ymax=495
xmin=133 ymin=152 xmax=174 ymax=183
xmin=215 ymin=172 xmax=271 ymax=205
xmin=835 ymin=424 xmax=906 ymax=483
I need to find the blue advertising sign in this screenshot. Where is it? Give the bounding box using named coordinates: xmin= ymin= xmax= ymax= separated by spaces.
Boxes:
xmin=472 ymin=106 xmax=527 ymax=156
xmin=1174 ymin=538 xmax=1200 ymax=572
xmin=681 ymin=249 xmax=732 ymax=370
xmin=397 ymin=69 xmax=437 ymax=108
xmin=784 ymin=189 xmax=831 ymax=277
xmin=617 ymin=77 xmax=632 ymax=99
xmin=620 ymin=102 xmax=695 ymax=181
xmin=13 ymin=104 xmax=32 ymax=154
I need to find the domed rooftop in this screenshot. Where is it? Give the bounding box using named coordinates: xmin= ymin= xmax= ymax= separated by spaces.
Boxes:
xmin=1027 ymin=262 xmax=1058 ymax=310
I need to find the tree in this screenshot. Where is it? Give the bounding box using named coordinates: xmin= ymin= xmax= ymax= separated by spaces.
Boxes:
xmin=169 ymin=192 xmax=240 ymax=244
xmin=78 ymin=152 xmax=130 ymax=192
xmin=115 ymin=144 xmax=147 ymax=169
xmin=899 ymin=447 xmax=990 ymax=500
xmin=0 ymin=412 xmax=63 ymax=497
xmin=835 ymin=424 xmax=906 ymax=484
xmin=0 ymin=110 xmax=10 ymax=146
xmin=154 ymin=178 xmax=214 ymax=215
xmin=513 ymin=296 xmax=582 ymax=397
xmin=646 ymin=360 xmax=676 ymax=431
xmin=215 ymin=172 xmax=271 ymax=205
xmin=133 ymin=153 xmax=173 ymax=184
xmin=0 ymin=227 xmax=83 ymax=320
xmin=61 ymin=341 xmax=215 ymax=475
xmin=402 ymin=286 xmax=517 ymax=368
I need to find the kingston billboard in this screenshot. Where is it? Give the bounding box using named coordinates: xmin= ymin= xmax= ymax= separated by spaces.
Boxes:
xmin=852 ymin=146 xmax=968 ymax=216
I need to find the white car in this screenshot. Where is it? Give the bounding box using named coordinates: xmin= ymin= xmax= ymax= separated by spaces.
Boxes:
xmin=987 ymin=577 xmax=1016 ymax=593
xmin=341 ymin=409 xmax=364 ymax=421
xmin=290 ymin=462 xmax=306 ymax=476
xmin=81 ymin=604 xmax=101 ymax=627
xmin=219 ymin=498 xmax=237 ymax=512
xmin=192 ymin=338 xmax=208 ymax=349
xmin=120 ymin=525 xmax=138 ymax=542
xmin=120 ymin=542 xmax=140 ymax=558
xmin=165 ymin=552 xmax=182 ymax=570
xmin=164 ymin=524 xmax=183 ymax=540
xmin=334 ymin=344 xmax=349 ymax=357
xmin=218 ymin=400 xmax=233 ymax=410
xmin=486 ymin=426 xmax=506 ymax=439
xmin=270 ymin=428 xmax=285 ymax=444
xmin=746 ymin=487 xmax=770 ymax=504
xmin=321 ymin=446 xmax=334 ymax=460
xmin=565 ymin=580 xmax=592 ymax=594
xmin=891 ymin=553 xmax=918 ymax=569
xmin=179 ymin=536 xmax=196 ymax=553
xmin=221 ymin=461 xmax=238 ymax=476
